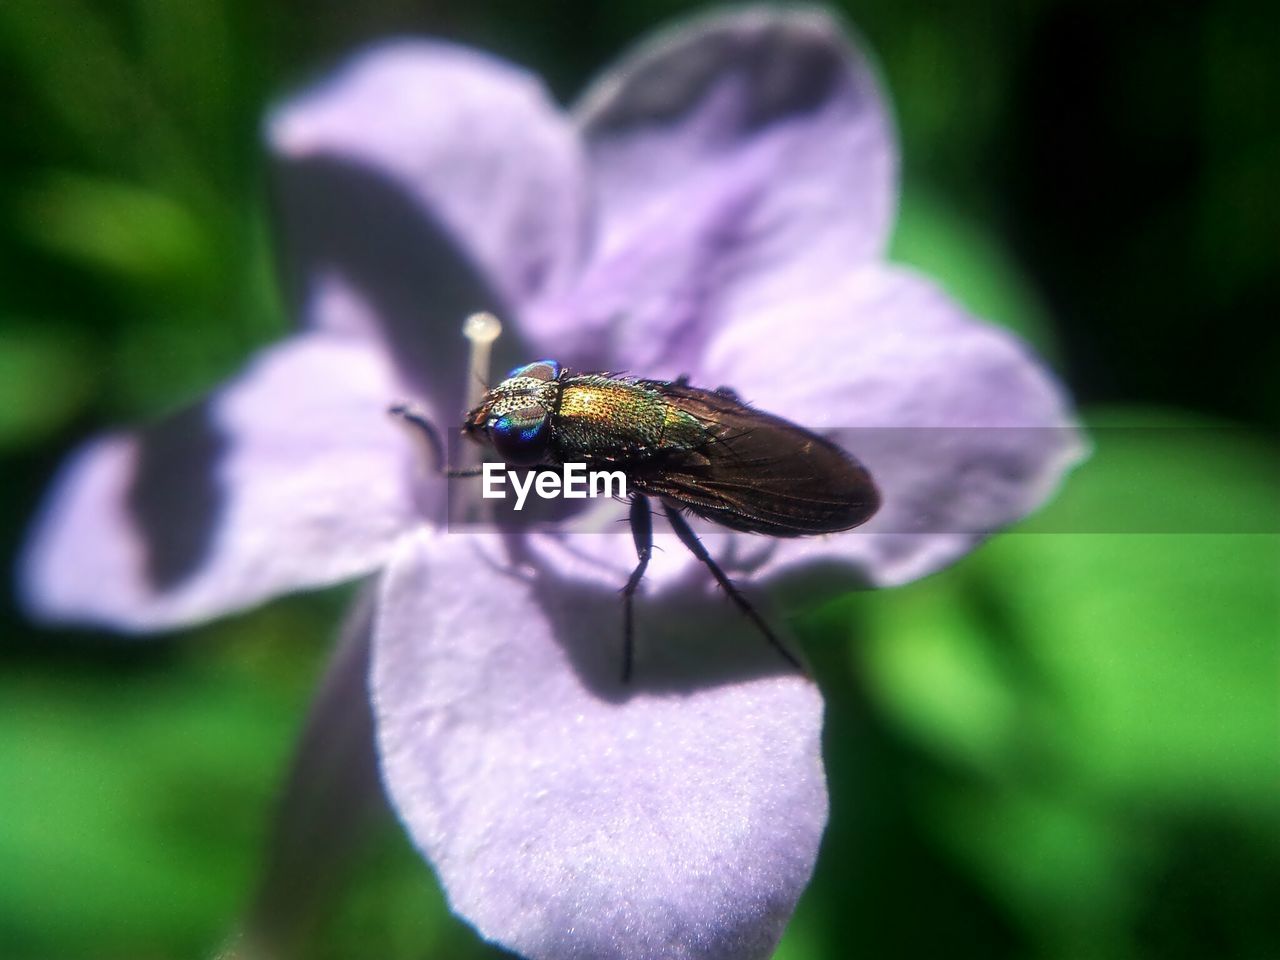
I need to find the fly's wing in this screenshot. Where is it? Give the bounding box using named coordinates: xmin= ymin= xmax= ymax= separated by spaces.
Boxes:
xmin=632 ymin=382 xmax=880 ymax=537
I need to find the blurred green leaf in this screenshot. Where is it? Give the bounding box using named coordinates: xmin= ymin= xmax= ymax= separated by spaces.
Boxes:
xmin=0 ymin=599 xmax=335 ymax=960
xmin=1023 ymin=409 xmax=1280 ymax=535
xmin=990 ymin=540 xmax=1278 ymax=812
xmin=855 ymin=575 xmax=1021 ymax=774
xmin=891 ymin=184 xmax=1059 ymax=360
xmin=0 ymin=320 xmax=94 ymax=446
xmin=17 ymin=172 xmax=211 ymax=287
xmin=0 ymin=0 xmax=144 ymax=163
xmin=772 ymin=904 xmax=828 ymax=960
xmin=861 ymin=406 xmax=1278 ymax=809
xmin=937 ymin=789 xmax=1136 ymax=960
xmin=848 ymin=404 xmax=1279 ymax=958
xmin=295 ymin=822 xmax=515 ymax=960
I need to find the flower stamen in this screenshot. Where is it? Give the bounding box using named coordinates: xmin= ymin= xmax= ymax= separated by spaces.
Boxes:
xmin=463 ymin=311 xmax=502 ymax=410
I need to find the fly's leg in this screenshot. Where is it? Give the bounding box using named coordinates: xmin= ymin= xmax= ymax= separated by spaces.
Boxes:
xmin=621 ymin=495 xmax=653 ymax=683
xmin=388 ymin=404 xmax=482 ymax=478
xmin=662 ymin=504 xmax=805 ymax=675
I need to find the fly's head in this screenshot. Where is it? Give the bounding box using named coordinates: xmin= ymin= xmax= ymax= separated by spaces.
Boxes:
xmin=463 ymin=360 xmax=563 ymax=466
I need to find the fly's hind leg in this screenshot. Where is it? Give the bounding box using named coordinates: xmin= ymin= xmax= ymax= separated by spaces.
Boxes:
xmin=621 ymin=495 xmax=653 ymax=683
xmin=662 ymin=504 xmax=805 ymax=675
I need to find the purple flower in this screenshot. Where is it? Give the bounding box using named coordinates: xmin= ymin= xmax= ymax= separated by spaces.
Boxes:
xmin=20 ymin=8 xmax=1084 ymax=960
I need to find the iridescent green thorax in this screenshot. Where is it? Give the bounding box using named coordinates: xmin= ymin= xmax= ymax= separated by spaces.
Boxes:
xmin=551 ymin=375 xmax=707 ymax=464
xmin=462 ymin=362 xmax=710 ymax=468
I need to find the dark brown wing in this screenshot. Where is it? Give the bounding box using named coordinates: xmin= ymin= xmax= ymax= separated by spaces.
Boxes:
xmin=630 ymin=382 xmax=879 ymax=537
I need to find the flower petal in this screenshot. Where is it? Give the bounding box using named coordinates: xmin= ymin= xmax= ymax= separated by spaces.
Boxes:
xmin=531 ymin=7 xmax=895 ymax=373
xmin=372 ymin=531 xmax=827 ymax=960
xmin=269 ymin=39 xmax=589 ymax=397
xmin=20 ymin=333 xmax=420 ymax=630
xmin=698 ymin=264 xmax=1087 ymax=587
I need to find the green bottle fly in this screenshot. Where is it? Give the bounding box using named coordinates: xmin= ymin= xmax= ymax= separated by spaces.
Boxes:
xmin=399 ymin=358 xmax=880 ymax=680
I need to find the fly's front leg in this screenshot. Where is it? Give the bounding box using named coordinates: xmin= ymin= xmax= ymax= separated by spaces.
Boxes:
xmin=388 ymin=404 xmax=482 ymax=478
xmin=621 ymin=495 xmax=653 ymax=683
xmin=662 ymin=505 xmax=805 ymax=675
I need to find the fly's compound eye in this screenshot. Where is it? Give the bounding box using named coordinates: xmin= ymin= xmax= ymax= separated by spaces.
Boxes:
xmin=504 ymin=359 xmax=560 ymax=382
xmin=489 ymin=404 xmax=551 ymax=465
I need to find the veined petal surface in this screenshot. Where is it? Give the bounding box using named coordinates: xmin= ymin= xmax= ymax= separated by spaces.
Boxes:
xmin=372 ymin=531 xmax=827 ymax=960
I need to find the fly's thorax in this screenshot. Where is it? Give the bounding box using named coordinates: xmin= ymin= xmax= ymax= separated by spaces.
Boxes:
xmin=552 ymin=375 xmax=707 ymax=462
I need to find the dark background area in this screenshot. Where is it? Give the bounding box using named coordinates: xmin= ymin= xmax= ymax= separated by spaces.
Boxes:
xmin=1 ymin=2 xmax=1276 ymax=959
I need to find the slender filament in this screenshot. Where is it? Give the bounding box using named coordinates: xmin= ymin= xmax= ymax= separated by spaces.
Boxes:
xmin=463 ymin=311 xmax=502 ymax=411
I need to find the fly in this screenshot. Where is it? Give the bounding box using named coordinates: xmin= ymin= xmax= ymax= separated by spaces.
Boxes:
xmin=391 ymin=319 xmax=879 ymax=681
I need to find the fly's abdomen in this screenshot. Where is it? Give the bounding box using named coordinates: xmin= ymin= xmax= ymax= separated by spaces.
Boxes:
xmin=630 ymin=381 xmax=881 ymax=536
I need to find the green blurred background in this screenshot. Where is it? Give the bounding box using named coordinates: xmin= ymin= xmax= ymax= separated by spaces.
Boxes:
xmin=1 ymin=2 xmax=1276 ymax=959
